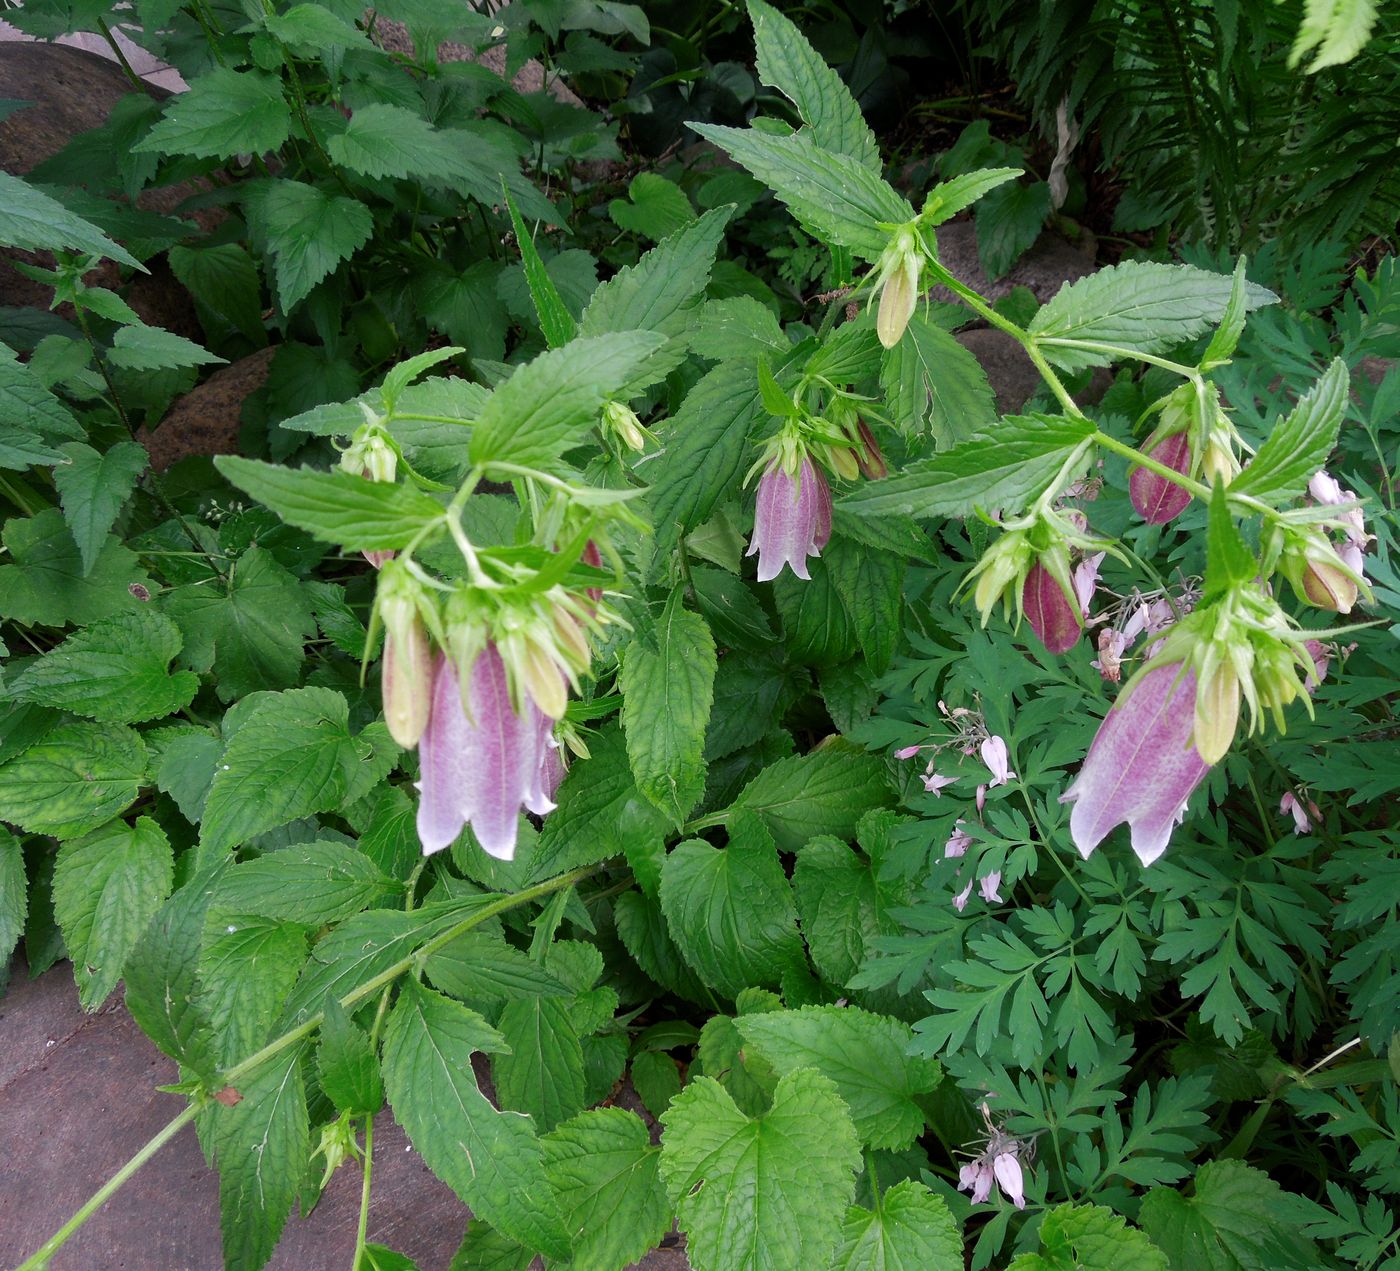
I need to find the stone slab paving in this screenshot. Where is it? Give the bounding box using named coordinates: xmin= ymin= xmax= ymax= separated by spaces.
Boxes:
xmin=0 ymin=960 xmax=688 ymax=1270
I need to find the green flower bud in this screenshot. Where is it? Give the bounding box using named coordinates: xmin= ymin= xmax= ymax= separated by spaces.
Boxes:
xmin=875 ymin=227 xmax=922 ymax=349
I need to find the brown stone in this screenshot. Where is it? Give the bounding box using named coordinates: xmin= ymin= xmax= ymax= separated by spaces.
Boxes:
xmin=0 ymin=958 xmax=690 ymax=1269
xmin=0 ymin=41 xmax=159 ymax=175
xmin=137 ymin=346 xmax=275 ymax=471
xmin=931 ymin=218 xmax=1098 ymax=307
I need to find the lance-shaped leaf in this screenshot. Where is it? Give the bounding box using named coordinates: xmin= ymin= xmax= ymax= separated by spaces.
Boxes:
xmin=1203 ymin=482 xmax=1259 ymax=600
xmin=1231 ymin=358 xmax=1349 ymax=504
xmin=690 ymin=124 xmax=913 ymax=262
xmin=468 ymin=332 xmax=666 ymax=471
xmin=620 ymin=589 xmax=716 ymax=826
xmin=1028 ymin=262 xmax=1277 ymax=372
xmin=0 ymin=170 xmax=142 ymax=269
xmin=215 ymin=457 xmax=446 ymax=550
xmin=839 ymin=414 xmax=1096 ymax=520
xmin=921 ymin=168 xmax=1023 ymax=226
xmin=747 ymin=0 xmax=880 ymax=171
xmin=505 ymin=189 xmax=576 ymax=348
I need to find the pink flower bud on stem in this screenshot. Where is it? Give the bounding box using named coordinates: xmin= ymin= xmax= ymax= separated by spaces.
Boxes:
xmin=1022 ymin=561 xmax=1082 ymax=653
xmin=1130 ymin=431 xmax=1193 ymax=524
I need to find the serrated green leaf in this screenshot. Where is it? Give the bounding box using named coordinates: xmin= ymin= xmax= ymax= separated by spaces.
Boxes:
xmin=738 ymin=1005 xmax=941 ymax=1150
xmin=53 ymin=817 xmax=173 ymax=1010
xmin=1204 ymin=483 xmax=1258 ymax=598
xmin=424 ymin=928 xmax=571 ymax=1005
xmin=168 ymin=244 xmax=267 ymax=345
xmin=976 ymin=179 xmax=1051 ymax=280
xmin=659 ymin=815 xmax=803 ymax=997
xmin=838 ymin=414 xmax=1096 ymax=520
xmin=199 ymin=688 xmax=361 ymax=857
xmin=0 ymin=423 xmax=64 ymax=470
xmin=1007 ymin=1201 xmax=1169 ymax=1271
xmin=245 ymin=180 xmax=375 ymax=312
xmin=834 ymin=1180 xmax=962 ymax=1270
xmin=214 ymin=841 xmax=397 ymax=924
xmin=504 ymin=190 xmax=576 ymax=348
xmin=922 ymin=168 xmax=1023 ymax=226
xmin=199 ymin=914 xmax=308 ymax=1066
xmin=691 ymin=125 xmax=913 ymax=262
xmin=50 ymin=441 xmax=148 ymax=576
xmin=210 ymin=1043 xmax=310 ymax=1271
xmin=687 ymin=296 xmax=788 ymax=362
xmin=825 ymin=536 xmax=902 ymax=674
xmin=467 ymin=332 xmax=666 ymax=471
xmin=1028 ymin=262 xmax=1277 ymax=372
xmin=542 ymin=1108 xmax=672 ymax=1271
xmin=646 ymin=359 xmax=766 ymax=563
xmin=317 ymin=994 xmax=384 ymax=1115
xmin=879 ymin=313 xmax=995 ymax=445
xmin=1138 ymin=1160 xmax=1318 ymax=1271
xmin=732 ymin=743 xmax=893 ymax=852
xmin=135 ymin=67 xmax=292 ymax=159
xmin=1200 ymin=257 xmax=1251 ymax=368
xmin=493 ymin=994 xmax=587 ymax=1134
xmin=630 ymin=1049 xmax=683 ymax=1117
xmin=1231 ymin=359 xmax=1349 ymax=503
xmin=660 ymin=1068 xmax=861 ymax=1271
xmin=529 ymin=725 xmax=672 ymax=881
xmin=328 ymin=103 xmax=459 ymax=181
xmin=0 ymin=828 xmax=24 ymax=968
xmin=0 ymin=720 xmax=146 ymax=839
xmin=581 ymin=206 xmax=733 ymax=339
xmin=278 ymin=907 xmax=467 ymax=1027
xmin=1290 ymin=0 xmax=1379 ymax=72
xmin=214 ymin=457 xmax=446 ymax=551
xmin=264 ymin=2 xmax=376 ymax=52
xmin=793 ymin=835 xmax=905 ymax=993
xmin=748 ymin=0 xmax=879 ymax=171
xmin=614 ymin=889 xmax=717 ymax=1006
xmin=609 ymin=172 xmax=695 ymax=241
xmin=123 ymin=864 xmax=227 ymax=1081
xmin=165 ymin=545 xmax=314 ymax=701
xmin=382 ymin=980 xmax=571 ymax=1259
xmin=620 ymin=589 xmax=716 ymax=826
xmin=0 ymin=170 xmax=142 ymax=269
xmin=107 ymin=325 xmax=224 ymax=372
xmin=8 ymin=609 xmax=198 ymax=723
xmin=0 ymin=352 xmax=84 ymax=443
xmin=0 ymin=508 xmax=151 ymax=628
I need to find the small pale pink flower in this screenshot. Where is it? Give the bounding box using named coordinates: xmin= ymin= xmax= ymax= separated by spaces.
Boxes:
xmin=979 ymin=871 xmax=1003 ymax=903
xmin=952 ymin=879 xmax=974 ymax=912
xmin=1073 ymin=552 xmax=1104 ymax=615
xmin=958 ymin=1161 xmax=994 ymax=1204
xmin=1304 ymin=639 xmax=1331 ymax=692
xmin=1309 ymin=470 xmax=1346 ymax=505
xmin=980 ymin=736 xmax=1015 ymax=787
xmin=945 ymin=822 xmax=973 ymax=858
xmin=363 ymin=550 xmax=395 ymax=569
xmin=1279 ymin=791 xmax=1319 ymax=835
xmin=1060 ymin=662 xmax=1210 ymax=866
xmin=894 ymin=744 xmax=922 ymax=760
xmin=976 ymin=783 xmax=987 ymax=812
xmin=992 ymin=1153 xmax=1026 ymax=1210
xmin=1130 ymin=431 xmax=1193 ymax=524
xmin=746 ymin=455 xmax=832 ymax=583
xmin=921 ymin=770 xmax=957 ymax=796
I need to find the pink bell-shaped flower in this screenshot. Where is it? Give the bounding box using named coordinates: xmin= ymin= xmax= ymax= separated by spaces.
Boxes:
xmin=1060 ymin=662 xmax=1211 ymax=866
xmin=416 ymin=648 xmax=556 ymax=861
xmin=746 ymin=455 xmax=832 ymax=582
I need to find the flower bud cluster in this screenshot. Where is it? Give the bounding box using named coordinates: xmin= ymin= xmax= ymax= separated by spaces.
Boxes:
xmin=1262 ymin=469 xmax=1373 ymax=615
xmin=1129 ymin=382 xmax=1241 ymax=524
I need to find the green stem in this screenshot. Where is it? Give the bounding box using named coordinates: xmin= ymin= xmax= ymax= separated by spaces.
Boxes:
xmin=14 ymin=1103 xmax=201 ymax=1271
xmin=96 ymin=18 xmax=145 ymax=91
xmin=350 ymin=1115 xmax=374 ymax=1271
xmin=17 ymin=865 xmax=598 ymax=1269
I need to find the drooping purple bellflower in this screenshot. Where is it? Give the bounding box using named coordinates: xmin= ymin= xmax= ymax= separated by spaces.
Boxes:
xmin=416 ymin=648 xmax=557 ymax=860
xmin=746 ymin=454 xmax=832 ymax=582
xmin=1060 ymin=661 xmax=1211 ymax=866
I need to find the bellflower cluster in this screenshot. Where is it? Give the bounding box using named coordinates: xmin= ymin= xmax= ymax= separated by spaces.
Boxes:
xmin=958 ymin=1107 xmax=1031 ymax=1210
xmin=372 ymin=539 xmax=616 ymax=861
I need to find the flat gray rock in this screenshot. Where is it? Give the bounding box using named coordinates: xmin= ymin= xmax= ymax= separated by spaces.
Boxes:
xmin=932 ymin=219 xmax=1098 ymax=306
xmin=0 ymin=960 xmax=687 ymax=1270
